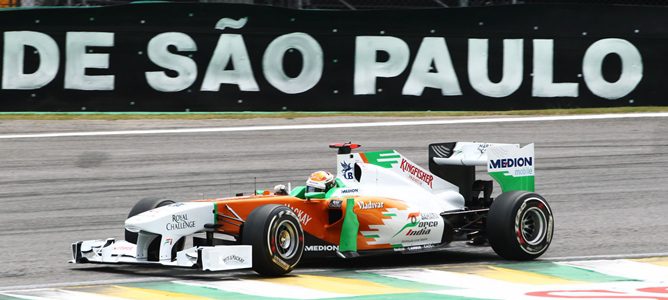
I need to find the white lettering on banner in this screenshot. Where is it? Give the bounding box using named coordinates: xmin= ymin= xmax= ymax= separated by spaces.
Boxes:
xmin=262 ymin=32 xmax=323 ymax=94
xmin=2 ymin=31 xmax=59 ymax=90
xmin=200 ymin=34 xmax=259 ymax=92
xmin=145 ymin=32 xmax=198 ymax=92
xmin=0 ymin=27 xmax=645 ymax=100
xmin=468 ymin=39 xmax=523 ymax=98
xmin=583 ymin=38 xmax=643 ymax=100
xmin=532 ymin=39 xmax=578 ymax=97
xmin=65 ymin=32 xmax=115 ymax=90
xmin=402 ymin=37 xmax=462 ymax=96
xmin=354 ymin=36 xmax=410 ymax=95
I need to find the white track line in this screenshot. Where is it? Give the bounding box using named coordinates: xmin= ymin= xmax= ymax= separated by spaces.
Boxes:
xmin=558 ymin=260 xmax=668 ymax=282
xmin=544 ymin=252 xmax=668 ymax=261
xmin=1 ymin=112 xmax=666 ymax=140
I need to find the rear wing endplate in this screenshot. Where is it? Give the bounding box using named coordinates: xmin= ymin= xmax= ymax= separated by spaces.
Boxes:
xmin=430 ymin=142 xmax=535 ymax=192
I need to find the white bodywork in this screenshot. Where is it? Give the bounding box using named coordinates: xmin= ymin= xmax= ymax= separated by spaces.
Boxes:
xmin=72 ymin=202 xmax=252 ymax=271
xmin=432 ymin=142 xmax=519 ymax=166
xmin=333 ymin=150 xmax=465 ymax=212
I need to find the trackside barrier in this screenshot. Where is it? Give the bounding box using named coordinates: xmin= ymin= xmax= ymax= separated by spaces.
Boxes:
xmin=0 ymin=3 xmax=666 ymax=111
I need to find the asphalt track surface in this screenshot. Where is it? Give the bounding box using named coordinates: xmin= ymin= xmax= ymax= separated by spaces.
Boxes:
xmin=0 ymin=114 xmax=666 ymax=289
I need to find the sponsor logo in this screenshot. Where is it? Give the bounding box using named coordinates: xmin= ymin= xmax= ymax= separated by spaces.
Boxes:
xmin=400 ymin=237 xmax=429 ymax=244
xmin=357 ymin=200 xmax=384 ymax=210
xmin=221 ymin=254 xmax=246 ymax=264
xmin=340 ymin=188 xmax=359 ymax=194
xmin=166 ymin=214 xmax=196 ymax=230
xmin=489 ymin=157 xmax=533 ymax=169
xmin=477 ymin=143 xmax=490 ymax=154
xmin=399 ymin=159 xmax=433 ymax=188
xmin=112 ymin=245 xmax=134 ymax=251
xmin=393 ymin=212 xmax=439 ymax=237
xmin=169 ymin=202 xmax=185 ymax=207
xmin=328 ymin=199 xmax=343 ymax=208
xmin=392 ymin=212 xmax=420 ymax=237
xmin=283 ymin=203 xmax=313 ymax=226
xmin=420 ymin=212 xmax=439 ymax=220
xmin=272 ymin=256 xmax=291 ymax=270
xmin=341 ymin=162 xmax=354 ymax=180
xmin=305 ymin=245 xmax=339 ymax=251
xmin=405 ymin=244 xmax=436 ymax=251
xmin=406 ymin=220 xmax=438 ymax=236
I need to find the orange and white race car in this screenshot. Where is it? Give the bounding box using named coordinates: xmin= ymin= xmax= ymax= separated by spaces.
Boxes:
xmin=71 ymin=142 xmax=553 ymax=276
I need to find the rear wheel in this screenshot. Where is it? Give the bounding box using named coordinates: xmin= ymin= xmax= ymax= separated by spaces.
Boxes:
xmin=242 ymin=204 xmax=304 ymax=276
xmin=486 ymin=191 xmax=553 ymax=260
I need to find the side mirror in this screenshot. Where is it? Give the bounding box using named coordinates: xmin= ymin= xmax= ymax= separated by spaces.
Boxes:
xmin=305 ymin=191 xmax=326 ymax=199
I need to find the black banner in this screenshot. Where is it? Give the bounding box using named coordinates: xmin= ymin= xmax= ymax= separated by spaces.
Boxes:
xmin=0 ymin=3 xmax=666 ymax=111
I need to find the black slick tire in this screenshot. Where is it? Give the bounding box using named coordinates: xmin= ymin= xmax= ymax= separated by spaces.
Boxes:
xmin=242 ymin=204 xmax=304 ymax=276
xmin=124 ymin=197 xmax=175 ymax=244
xmin=486 ymin=191 xmax=554 ymax=260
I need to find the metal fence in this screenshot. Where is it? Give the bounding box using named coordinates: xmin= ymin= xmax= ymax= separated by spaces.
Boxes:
xmin=9 ymin=0 xmax=668 ymax=8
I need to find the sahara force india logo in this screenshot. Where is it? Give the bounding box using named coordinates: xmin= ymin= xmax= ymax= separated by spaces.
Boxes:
xmin=392 ymin=212 xmax=438 ymax=237
xmin=400 ymin=159 xmax=433 ymax=188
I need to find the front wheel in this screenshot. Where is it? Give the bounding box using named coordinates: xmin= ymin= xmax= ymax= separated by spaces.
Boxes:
xmin=486 ymin=191 xmax=554 ymax=260
xmin=242 ymin=204 xmax=304 ymax=276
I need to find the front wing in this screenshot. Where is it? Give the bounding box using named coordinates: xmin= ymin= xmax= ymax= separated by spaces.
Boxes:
xmin=71 ymin=239 xmax=252 ymax=271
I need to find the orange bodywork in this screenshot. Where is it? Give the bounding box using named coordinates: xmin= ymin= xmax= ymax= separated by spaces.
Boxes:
xmin=195 ymin=195 xmax=409 ymax=251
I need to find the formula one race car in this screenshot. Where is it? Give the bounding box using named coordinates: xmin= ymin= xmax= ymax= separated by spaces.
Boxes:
xmin=71 ymin=142 xmax=553 ymax=276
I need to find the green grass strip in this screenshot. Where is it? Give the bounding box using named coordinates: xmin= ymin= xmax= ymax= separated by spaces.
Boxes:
xmin=0 ymin=294 xmax=26 ymax=300
xmin=0 ymin=106 xmax=665 ymax=120
xmin=332 ymin=271 xmax=453 ymax=291
xmin=122 ymin=281 xmax=291 ymax=300
xmin=497 ymin=261 xmax=636 ymax=283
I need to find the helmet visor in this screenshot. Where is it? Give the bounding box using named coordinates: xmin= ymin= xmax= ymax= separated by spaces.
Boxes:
xmin=306 ymin=185 xmax=325 ymax=193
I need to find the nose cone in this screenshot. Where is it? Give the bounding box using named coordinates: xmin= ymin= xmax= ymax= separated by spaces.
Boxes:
xmin=124 ymin=215 xmax=143 ymax=233
xmin=122 ymin=202 xmax=214 ymax=236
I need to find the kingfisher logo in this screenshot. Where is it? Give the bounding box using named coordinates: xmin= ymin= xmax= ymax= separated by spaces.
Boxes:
xmin=399 ymin=159 xmax=433 ymax=188
xmin=489 ymin=157 xmax=533 ymax=169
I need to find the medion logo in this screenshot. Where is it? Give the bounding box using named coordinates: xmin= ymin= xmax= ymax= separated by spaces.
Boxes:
xmin=305 ymin=245 xmax=339 ymax=251
xmin=489 ymin=157 xmax=533 ymax=169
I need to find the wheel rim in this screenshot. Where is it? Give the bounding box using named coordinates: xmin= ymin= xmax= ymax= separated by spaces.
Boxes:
xmin=521 ymin=207 xmax=547 ymax=246
xmin=274 ymin=220 xmax=299 ymax=259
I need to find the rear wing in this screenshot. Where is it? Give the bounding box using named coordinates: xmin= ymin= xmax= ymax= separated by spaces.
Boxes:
xmin=429 ymin=142 xmax=535 ymax=200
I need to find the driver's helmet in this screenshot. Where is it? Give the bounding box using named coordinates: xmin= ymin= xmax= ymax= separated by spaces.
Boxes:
xmin=306 ymin=171 xmax=335 ymax=193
